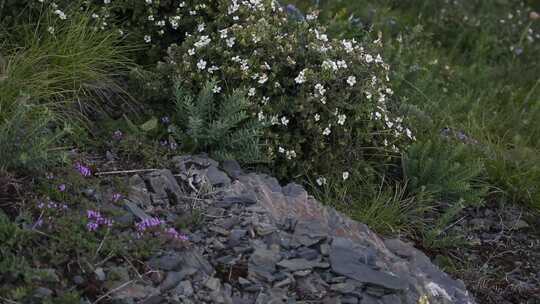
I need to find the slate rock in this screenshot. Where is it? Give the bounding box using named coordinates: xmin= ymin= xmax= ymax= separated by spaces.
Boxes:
xmin=329 ymin=237 xmax=408 ymax=292
xmin=205 ymin=166 xmax=231 ymax=187
xmin=179 ymin=249 xmax=215 ymax=275
xmin=95 ymin=267 xmax=106 ymax=281
xmin=124 ymin=201 xmax=151 ymax=221
xmin=296 ymin=273 xmax=328 ymax=299
xmin=146 ymin=169 xmax=182 ymax=201
xmin=221 ymin=160 xmax=244 ymax=179
xmin=160 ymin=268 xmax=197 ymax=291
xmin=277 ymin=258 xmax=316 ymax=272
xmin=296 ymin=247 xmax=320 ymax=260
xmin=175 ymin=280 xmax=194 ymax=297
xmin=248 ymin=247 xmax=281 ymax=282
xmin=204 ymin=277 xmax=222 ymax=291
xmin=149 ymin=253 xmax=183 ymax=271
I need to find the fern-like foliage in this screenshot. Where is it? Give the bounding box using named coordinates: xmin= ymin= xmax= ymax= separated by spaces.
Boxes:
xmin=172 ymin=80 xmax=264 ymax=163
xmin=403 ymin=139 xmax=486 ymax=205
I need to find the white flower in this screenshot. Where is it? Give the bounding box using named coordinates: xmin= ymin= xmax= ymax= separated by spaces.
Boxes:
xmin=337 ymin=114 xmax=346 ymax=125
xmin=188 ymin=48 xmax=195 ymax=56
xmin=248 ymin=88 xmax=256 ymax=96
xmin=240 ymin=61 xmax=250 ymax=71
xmin=258 ymin=73 xmax=268 ymax=84
xmin=281 ymin=116 xmax=289 ymax=126
xmin=156 ymin=20 xmax=166 ymax=27
xmin=347 ymin=76 xmax=356 ymax=87
xmin=145 ymin=0 xmax=152 ymax=3
xmin=194 ymin=35 xmax=211 ymax=48
xmin=365 ymin=92 xmax=372 ymax=99
xmin=258 ymin=111 xmax=266 ymax=121
xmin=197 ymin=23 xmax=205 ymax=32
xmin=306 ymin=12 xmax=318 ymax=20
xmin=365 ymin=54 xmax=374 ymax=63
xmin=197 ymin=59 xmax=207 ymax=70
xmin=295 ymin=69 xmax=307 ymax=84
xmin=337 ymin=60 xmax=348 ymax=69
xmin=314 ymin=30 xmax=328 ymax=42
xmin=220 ymin=29 xmax=228 ymax=39
xmin=278 ymin=146 xmax=285 ymax=153
xmin=271 ymin=115 xmax=279 ymax=125
xmin=92 ymin=13 xmax=99 ymax=18
xmin=322 ymin=60 xmax=338 ymax=71
xmin=148 ymin=15 xmax=154 ymax=21
xmin=286 ymin=150 xmax=296 ymax=160
xmin=405 ymin=128 xmax=413 ymax=139
xmin=208 ymin=65 xmax=219 ymax=74
xmin=144 ymin=35 xmax=151 ymax=43
xmin=316 ymin=177 xmax=327 ymax=186
xmin=342 ymin=172 xmax=350 ymax=180
xmin=323 ymin=127 xmax=331 ymax=136
xmin=262 ymin=96 xmax=270 ymax=104
xmin=47 ymin=26 xmax=55 ymax=34
xmin=170 ymin=16 xmax=181 ymax=29
xmin=54 ymin=9 xmax=67 ymax=20
xmin=212 ymin=86 xmax=222 ymax=93
xmin=314 ymin=113 xmax=320 ymax=121
xmin=342 ymin=40 xmax=354 ymax=53
xmin=315 ymin=84 xmax=326 ymax=96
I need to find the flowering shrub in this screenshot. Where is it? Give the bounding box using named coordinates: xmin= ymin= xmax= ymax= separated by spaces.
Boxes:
xmin=165 ymin=0 xmax=414 ymax=181
xmin=0 ymin=0 xmax=202 ymax=64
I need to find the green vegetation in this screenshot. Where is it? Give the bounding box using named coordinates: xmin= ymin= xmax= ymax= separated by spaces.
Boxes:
xmin=173 ymin=80 xmax=264 ymax=163
xmin=0 ymin=0 xmax=538 ymax=302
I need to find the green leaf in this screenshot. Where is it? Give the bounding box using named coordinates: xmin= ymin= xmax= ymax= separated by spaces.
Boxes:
xmin=140 ymin=117 xmax=158 ymax=132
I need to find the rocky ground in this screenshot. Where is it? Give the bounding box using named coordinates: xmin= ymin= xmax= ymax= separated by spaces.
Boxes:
xmin=59 ymin=155 xmax=476 ymax=304
xmin=421 ymin=199 xmax=540 ymax=303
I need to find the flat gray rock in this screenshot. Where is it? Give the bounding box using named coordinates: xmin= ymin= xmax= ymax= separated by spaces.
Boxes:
xmin=329 ymin=237 xmax=408 ymax=292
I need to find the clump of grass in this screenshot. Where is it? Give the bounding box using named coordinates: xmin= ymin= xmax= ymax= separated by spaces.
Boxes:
xmin=0 ymin=7 xmax=135 ymax=121
xmin=0 ymin=5 xmax=136 ymax=172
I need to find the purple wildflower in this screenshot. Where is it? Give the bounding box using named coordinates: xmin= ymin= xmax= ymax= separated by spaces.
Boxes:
xmin=111 ymin=193 xmax=122 ymax=202
xmin=37 ymin=202 xmax=45 ymax=209
xmin=86 ymin=210 xmax=113 ymax=231
xmin=75 ymin=162 xmax=92 ymax=177
xmin=135 ymin=217 xmax=164 ymax=233
xmin=87 ymin=210 xmax=102 ymax=220
xmin=161 ymin=116 xmax=170 ymax=124
xmin=58 ymin=184 xmax=66 ymax=192
xmin=35 ymin=218 xmax=44 ymax=228
xmin=86 ymin=222 xmax=99 ymax=231
xmin=165 ymin=227 xmax=189 ymax=241
xmin=112 ymin=130 xmax=123 ymax=140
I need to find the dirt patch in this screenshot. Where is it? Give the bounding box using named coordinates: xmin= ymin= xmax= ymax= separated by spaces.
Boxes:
xmin=422 ymin=200 xmax=540 ymax=304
